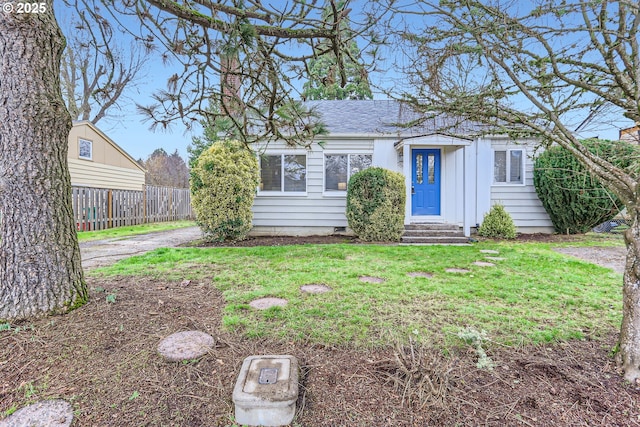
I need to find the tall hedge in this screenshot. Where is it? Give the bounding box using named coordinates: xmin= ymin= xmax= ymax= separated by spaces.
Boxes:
xmin=190 ymin=140 xmax=259 ymax=242
xmin=346 ymin=167 xmax=406 ymax=241
xmin=533 ymin=139 xmax=634 ymax=234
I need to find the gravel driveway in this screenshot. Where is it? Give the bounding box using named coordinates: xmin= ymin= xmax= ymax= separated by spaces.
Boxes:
xmin=80 ymin=226 xmax=202 ymax=269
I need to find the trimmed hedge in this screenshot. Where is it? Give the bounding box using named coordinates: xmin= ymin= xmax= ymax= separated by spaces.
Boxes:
xmin=533 ymin=139 xmax=633 ymax=234
xmin=477 ymin=204 xmax=517 ymax=239
xmin=346 ymin=167 xmax=406 ymax=241
xmin=190 ymin=140 xmax=259 ymax=242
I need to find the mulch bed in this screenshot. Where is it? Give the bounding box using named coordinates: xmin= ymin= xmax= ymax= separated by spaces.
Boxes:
xmin=1 ymin=275 xmax=638 ymax=426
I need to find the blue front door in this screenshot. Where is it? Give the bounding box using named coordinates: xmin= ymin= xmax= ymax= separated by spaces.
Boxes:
xmin=411 ymin=149 xmax=441 ymax=215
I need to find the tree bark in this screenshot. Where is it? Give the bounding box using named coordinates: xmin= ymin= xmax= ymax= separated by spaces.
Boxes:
xmin=620 ymin=213 xmax=640 ymax=383
xmin=0 ymin=4 xmax=87 ymax=320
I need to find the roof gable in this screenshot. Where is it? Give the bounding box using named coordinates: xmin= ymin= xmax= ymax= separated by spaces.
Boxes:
xmin=71 ymin=121 xmax=146 ymax=173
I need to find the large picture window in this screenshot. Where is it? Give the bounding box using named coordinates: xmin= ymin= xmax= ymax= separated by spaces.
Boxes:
xmin=260 ymin=154 xmax=306 ymax=192
xmin=494 ymin=149 xmax=523 ymax=184
xmin=325 ymin=154 xmax=372 ymax=191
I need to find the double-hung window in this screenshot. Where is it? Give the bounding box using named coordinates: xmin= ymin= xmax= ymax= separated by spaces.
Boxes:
xmin=494 ymin=149 xmax=523 ymax=184
xmin=325 ymin=154 xmax=372 ymax=192
xmin=260 ymin=154 xmax=307 ymax=193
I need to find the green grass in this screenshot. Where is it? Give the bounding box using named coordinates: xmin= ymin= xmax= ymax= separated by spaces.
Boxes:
xmin=76 ymin=221 xmax=196 ymax=242
xmin=90 ymin=236 xmax=624 ymax=348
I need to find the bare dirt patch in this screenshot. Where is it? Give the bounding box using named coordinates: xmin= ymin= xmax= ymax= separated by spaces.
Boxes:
xmin=1 ymin=276 xmax=638 ymax=426
xmin=553 ymin=246 xmax=626 ymax=275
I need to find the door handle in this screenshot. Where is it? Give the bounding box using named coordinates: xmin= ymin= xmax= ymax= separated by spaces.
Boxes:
xmin=411 ymin=185 xmax=415 ymax=194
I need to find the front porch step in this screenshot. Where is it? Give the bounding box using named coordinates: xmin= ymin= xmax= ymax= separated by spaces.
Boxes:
xmin=401 ymin=223 xmax=469 ymax=244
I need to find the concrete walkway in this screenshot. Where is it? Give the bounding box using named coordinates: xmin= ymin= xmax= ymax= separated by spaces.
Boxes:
xmin=80 ymin=226 xmax=202 ymax=270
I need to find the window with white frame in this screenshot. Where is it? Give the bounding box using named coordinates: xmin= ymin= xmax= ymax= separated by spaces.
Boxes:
xmin=260 ymin=154 xmax=306 ymax=192
xmin=325 ymin=154 xmax=372 ymax=191
xmin=494 ymin=149 xmax=523 ymax=184
xmin=78 ymin=139 xmax=93 ymax=160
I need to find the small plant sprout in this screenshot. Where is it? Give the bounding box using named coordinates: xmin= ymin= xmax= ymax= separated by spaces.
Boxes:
xmin=129 ymin=391 xmax=139 ymax=400
xmin=106 ymin=292 xmax=117 ymax=304
xmin=457 ymin=327 xmax=496 ymax=370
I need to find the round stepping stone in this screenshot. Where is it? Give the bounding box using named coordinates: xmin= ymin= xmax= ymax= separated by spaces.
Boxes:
xmin=249 ymin=297 xmax=288 ymax=310
xmin=1 ymin=399 xmax=73 ymax=427
xmin=300 ymin=284 xmax=332 ymax=294
xmin=157 ymin=330 xmax=215 ymax=362
xmin=359 ymin=276 xmax=385 ymax=283
xmin=480 ymin=249 xmax=500 ymax=254
xmin=407 ymin=272 xmax=433 ymax=278
xmin=485 ymin=256 xmax=506 ymax=261
xmin=445 ymin=268 xmax=470 ymax=274
xmin=473 ymin=261 xmax=495 ymax=267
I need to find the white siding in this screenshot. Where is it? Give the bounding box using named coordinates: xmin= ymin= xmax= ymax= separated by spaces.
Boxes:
xmin=69 ymin=159 xmax=146 ymax=191
xmin=488 ymin=139 xmax=554 ymax=233
xmin=252 ymin=138 xmax=381 ymax=235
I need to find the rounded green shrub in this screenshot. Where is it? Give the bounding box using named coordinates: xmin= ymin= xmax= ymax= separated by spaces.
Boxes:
xmin=533 ymin=139 xmax=633 ymax=234
xmin=477 ymin=204 xmax=517 ymax=239
xmin=190 ymin=140 xmax=259 ymax=242
xmin=346 ymin=167 xmax=406 ymax=241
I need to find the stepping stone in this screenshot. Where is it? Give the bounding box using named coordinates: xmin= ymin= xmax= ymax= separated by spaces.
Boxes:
xmin=300 ymin=284 xmax=332 ymax=294
xmin=249 ymin=297 xmax=288 ymax=310
xmin=485 ymin=256 xmax=506 ymax=261
xmin=445 ymin=268 xmax=470 ymax=274
xmin=157 ymin=330 xmax=215 ymax=362
xmin=359 ymin=276 xmax=385 ymax=283
xmin=480 ymin=249 xmax=500 ymax=254
xmin=473 ymin=261 xmax=495 ymax=267
xmin=407 ymin=272 xmax=433 ymax=278
xmin=0 ymin=399 xmax=73 ymax=427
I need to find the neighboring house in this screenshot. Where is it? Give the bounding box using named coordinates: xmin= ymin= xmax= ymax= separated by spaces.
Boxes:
xmin=252 ymin=100 xmax=553 ymax=237
xmin=68 ymin=121 xmax=146 ymax=191
xmin=620 ymin=125 xmax=640 ymax=144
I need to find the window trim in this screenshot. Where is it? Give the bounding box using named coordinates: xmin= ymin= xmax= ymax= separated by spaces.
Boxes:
xmin=258 ymin=152 xmax=308 ymax=196
xmin=492 ymin=148 xmax=525 ymax=186
xmin=323 ymin=152 xmax=373 ymax=196
xmin=78 ymin=138 xmax=93 ymax=161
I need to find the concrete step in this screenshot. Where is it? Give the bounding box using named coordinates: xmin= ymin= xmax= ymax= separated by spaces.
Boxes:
xmin=401 ymin=223 xmax=469 ymax=244
xmin=403 ymin=229 xmax=465 ymax=238
xmin=400 ymin=235 xmax=470 ymax=245
xmin=404 ymin=223 xmax=460 ymax=231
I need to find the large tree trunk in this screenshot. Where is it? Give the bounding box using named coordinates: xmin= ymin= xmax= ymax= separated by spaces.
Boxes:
xmin=620 ymin=213 xmax=640 ymax=383
xmin=0 ymin=5 xmax=87 ymax=320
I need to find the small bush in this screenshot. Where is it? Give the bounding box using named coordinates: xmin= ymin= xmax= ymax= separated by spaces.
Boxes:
xmin=533 ymin=139 xmax=634 ymax=234
xmin=190 ymin=140 xmax=259 ymax=242
xmin=346 ymin=167 xmax=406 ymax=241
xmin=477 ymin=204 xmax=517 ymax=239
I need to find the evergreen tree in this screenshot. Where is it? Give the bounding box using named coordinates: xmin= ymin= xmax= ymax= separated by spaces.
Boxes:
xmin=302 ymin=2 xmax=372 ymax=101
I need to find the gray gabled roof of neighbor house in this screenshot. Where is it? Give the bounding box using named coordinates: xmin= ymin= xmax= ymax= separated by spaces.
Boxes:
xmin=305 ymin=99 xmax=482 ymax=137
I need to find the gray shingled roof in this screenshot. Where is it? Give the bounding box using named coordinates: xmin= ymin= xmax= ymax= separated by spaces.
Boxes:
xmin=305 ymin=99 xmax=478 ymax=136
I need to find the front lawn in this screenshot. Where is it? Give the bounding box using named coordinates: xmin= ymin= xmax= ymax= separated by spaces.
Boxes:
xmin=90 ymin=239 xmax=623 ymax=348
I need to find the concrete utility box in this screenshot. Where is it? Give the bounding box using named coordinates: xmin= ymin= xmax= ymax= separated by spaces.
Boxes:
xmin=232 ymin=355 xmax=299 ymax=427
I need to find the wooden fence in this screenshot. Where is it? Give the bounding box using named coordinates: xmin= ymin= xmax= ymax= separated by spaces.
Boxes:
xmin=72 ymin=185 xmax=193 ymax=231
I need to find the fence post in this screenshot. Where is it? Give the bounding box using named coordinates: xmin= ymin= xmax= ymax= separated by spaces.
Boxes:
xmin=108 ymin=189 xmax=113 ymax=229
xmin=143 ymin=184 xmax=147 ymax=224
